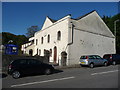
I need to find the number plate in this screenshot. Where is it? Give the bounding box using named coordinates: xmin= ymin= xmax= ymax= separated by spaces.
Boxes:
xmin=81 ymin=62 xmax=85 ymax=64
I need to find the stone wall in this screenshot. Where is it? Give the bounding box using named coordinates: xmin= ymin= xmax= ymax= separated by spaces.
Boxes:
xmin=2 ymin=54 xmax=49 ymax=73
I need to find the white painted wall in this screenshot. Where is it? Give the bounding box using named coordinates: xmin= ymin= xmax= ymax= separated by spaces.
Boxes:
xmin=21 ymin=11 xmax=115 ymax=66
xmin=68 ymin=29 xmax=115 ymax=65
xmin=67 ymin=11 xmax=116 ymax=65
xmin=33 ymin=15 xmax=71 ymax=65
xmin=41 ymin=17 xmax=54 ymax=30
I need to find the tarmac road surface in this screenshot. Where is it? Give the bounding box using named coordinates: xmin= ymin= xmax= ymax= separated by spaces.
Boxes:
xmin=2 ymin=64 xmax=119 ymax=88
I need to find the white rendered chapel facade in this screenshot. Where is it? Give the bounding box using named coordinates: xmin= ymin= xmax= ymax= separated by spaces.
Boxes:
xmin=21 ymin=10 xmax=116 ymax=66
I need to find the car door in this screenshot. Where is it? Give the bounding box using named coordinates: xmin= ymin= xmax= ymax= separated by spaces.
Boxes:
xmin=33 ymin=60 xmax=44 ymax=74
xmin=88 ymin=56 xmax=96 ymax=64
xmin=17 ymin=59 xmax=29 ymax=74
xmin=92 ymin=56 xmax=99 ymax=65
xmin=95 ymin=55 xmax=104 ymax=65
xmin=27 ymin=59 xmax=43 ymax=74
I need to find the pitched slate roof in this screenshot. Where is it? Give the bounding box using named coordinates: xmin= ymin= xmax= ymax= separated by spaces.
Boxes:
xmin=47 ymin=16 xmax=57 ymax=23
xmin=74 ymin=10 xmax=96 ymax=20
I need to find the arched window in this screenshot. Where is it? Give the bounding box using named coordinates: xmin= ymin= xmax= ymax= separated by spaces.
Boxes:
xmin=48 ymin=34 xmax=50 ymax=43
xmin=41 ymin=37 xmax=43 ymax=44
xmin=57 ymin=31 xmax=61 ymax=41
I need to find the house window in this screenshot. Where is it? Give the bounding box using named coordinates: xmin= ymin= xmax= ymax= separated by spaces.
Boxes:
xmin=48 ymin=34 xmax=50 ymax=43
xmin=50 ymin=49 xmax=52 ymax=57
xmin=36 ymin=39 xmax=38 ymax=45
xmin=41 ymin=37 xmax=43 ymax=44
xmin=57 ymin=31 xmax=61 ymax=41
xmin=37 ymin=48 xmax=38 ymax=55
xmin=39 ymin=49 xmax=41 ymax=55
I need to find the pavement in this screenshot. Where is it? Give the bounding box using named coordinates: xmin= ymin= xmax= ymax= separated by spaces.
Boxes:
xmin=2 ymin=64 xmax=119 ymax=88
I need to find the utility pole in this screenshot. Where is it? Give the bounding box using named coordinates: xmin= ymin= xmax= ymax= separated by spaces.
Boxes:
xmin=114 ymin=19 xmax=120 ymax=51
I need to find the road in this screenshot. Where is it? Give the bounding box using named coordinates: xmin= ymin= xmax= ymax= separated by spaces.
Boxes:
xmin=2 ymin=65 xmax=119 ymax=88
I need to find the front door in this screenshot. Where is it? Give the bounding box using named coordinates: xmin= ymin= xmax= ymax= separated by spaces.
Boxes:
xmin=53 ymin=46 xmax=57 ymax=63
xmin=29 ymin=49 xmax=33 ymax=56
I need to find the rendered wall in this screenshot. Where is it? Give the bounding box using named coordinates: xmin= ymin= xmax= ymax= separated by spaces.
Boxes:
xmin=34 ymin=15 xmax=70 ymax=65
xmin=68 ymin=29 xmax=115 ymax=65
xmin=67 ymin=11 xmax=116 ymax=65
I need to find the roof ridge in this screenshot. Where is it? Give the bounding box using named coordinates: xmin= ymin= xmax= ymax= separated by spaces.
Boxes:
xmin=47 ymin=16 xmax=57 ymax=23
xmin=75 ymin=10 xmax=96 ymax=20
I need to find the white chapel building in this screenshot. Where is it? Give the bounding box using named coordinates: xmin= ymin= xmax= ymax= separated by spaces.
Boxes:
xmin=21 ymin=10 xmax=116 ymax=66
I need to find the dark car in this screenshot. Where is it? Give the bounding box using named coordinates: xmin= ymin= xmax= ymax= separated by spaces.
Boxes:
xmin=103 ymin=54 xmax=120 ymax=65
xmin=8 ymin=59 xmax=54 ymax=79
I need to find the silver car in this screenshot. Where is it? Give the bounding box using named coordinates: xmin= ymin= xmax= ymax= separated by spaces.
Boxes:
xmin=79 ymin=55 xmax=108 ymax=68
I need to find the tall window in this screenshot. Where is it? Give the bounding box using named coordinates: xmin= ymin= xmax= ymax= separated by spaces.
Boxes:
xmin=57 ymin=31 xmax=61 ymax=41
xmin=37 ymin=48 xmax=38 ymax=55
xmin=50 ymin=49 xmax=52 ymax=57
xmin=39 ymin=49 xmax=41 ymax=56
xmin=48 ymin=34 xmax=50 ymax=43
xmin=41 ymin=37 xmax=43 ymax=44
xmin=36 ymin=39 xmax=38 ymax=45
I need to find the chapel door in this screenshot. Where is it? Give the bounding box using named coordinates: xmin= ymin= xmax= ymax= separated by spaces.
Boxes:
xmin=53 ymin=46 xmax=57 ymax=63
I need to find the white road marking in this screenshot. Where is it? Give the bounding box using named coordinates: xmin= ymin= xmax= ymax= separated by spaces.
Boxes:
xmin=91 ymin=70 xmax=118 ymax=75
xmin=11 ymin=76 xmax=75 ymax=87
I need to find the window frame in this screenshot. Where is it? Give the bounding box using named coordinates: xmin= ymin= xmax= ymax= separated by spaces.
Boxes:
xmin=57 ymin=31 xmax=61 ymax=41
xmin=41 ymin=37 xmax=44 ymax=44
xmin=48 ymin=34 xmax=50 ymax=43
xmin=36 ymin=39 xmax=38 ymax=45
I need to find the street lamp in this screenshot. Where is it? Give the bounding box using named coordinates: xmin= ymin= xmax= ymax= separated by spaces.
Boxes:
xmin=114 ymin=19 xmax=120 ymax=39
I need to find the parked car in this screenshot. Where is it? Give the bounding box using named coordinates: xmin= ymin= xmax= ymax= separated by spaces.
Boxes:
xmin=8 ymin=59 xmax=54 ymax=79
xmin=103 ymin=54 xmax=120 ymax=65
xmin=79 ymin=55 xmax=108 ymax=68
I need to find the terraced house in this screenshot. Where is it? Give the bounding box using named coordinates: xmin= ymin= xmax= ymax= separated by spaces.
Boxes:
xmin=21 ymin=10 xmax=116 ymax=66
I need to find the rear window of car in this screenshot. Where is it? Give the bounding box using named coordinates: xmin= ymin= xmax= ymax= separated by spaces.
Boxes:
xmin=103 ymin=54 xmax=111 ymax=59
xmin=80 ymin=56 xmax=87 ymax=59
xmin=12 ymin=59 xmax=27 ymax=65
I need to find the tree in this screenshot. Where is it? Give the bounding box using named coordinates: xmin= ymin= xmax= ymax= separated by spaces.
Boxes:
xmin=2 ymin=32 xmax=28 ymax=50
xmin=102 ymin=13 xmax=120 ymax=54
xmin=26 ymin=26 xmax=39 ymax=38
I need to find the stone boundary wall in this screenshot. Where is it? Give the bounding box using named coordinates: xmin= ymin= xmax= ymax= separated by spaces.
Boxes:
xmin=2 ymin=54 xmax=49 ymax=72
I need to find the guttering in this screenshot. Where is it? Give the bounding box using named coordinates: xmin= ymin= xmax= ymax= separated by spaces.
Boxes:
xmin=65 ymin=22 xmax=75 ymax=51
xmin=68 ymin=22 xmax=75 ymax=45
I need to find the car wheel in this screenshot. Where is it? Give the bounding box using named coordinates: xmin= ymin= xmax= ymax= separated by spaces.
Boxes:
xmin=12 ymin=71 xmax=21 ymax=79
xmin=44 ymin=69 xmax=51 ymax=75
xmin=112 ymin=61 xmax=116 ymax=65
xmin=89 ymin=63 xmax=94 ymax=68
xmin=80 ymin=64 xmax=83 ymax=67
xmin=104 ymin=62 xmax=107 ymax=66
